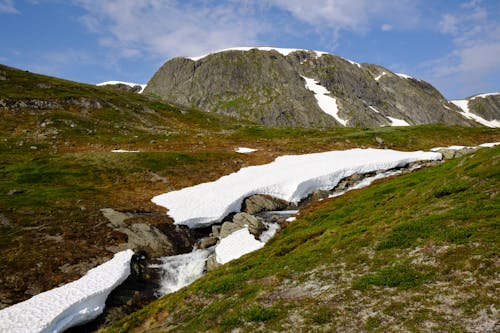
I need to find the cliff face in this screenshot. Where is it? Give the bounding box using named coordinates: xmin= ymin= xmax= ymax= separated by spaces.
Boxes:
xmin=145 ymin=48 xmax=475 ymax=128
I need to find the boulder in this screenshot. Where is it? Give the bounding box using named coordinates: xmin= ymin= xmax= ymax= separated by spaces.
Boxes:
xmin=206 ymin=254 xmax=221 ymax=271
xmin=198 ymin=237 xmax=218 ymax=249
xmin=219 ymin=212 xmax=266 ymax=238
xmin=242 ymin=194 xmax=289 ymax=215
xmin=118 ymin=223 xmax=175 ymax=258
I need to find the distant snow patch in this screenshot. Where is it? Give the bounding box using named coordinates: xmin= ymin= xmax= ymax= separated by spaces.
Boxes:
xmin=188 ymin=46 xmax=329 ymax=61
xmin=215 ymin=228 xmax=264 ymax=264
xmin=395 ymin=73 xmax=414 ymax=80
xmin=374 ymin=72 xmax=387 ymax=81
xmin=340 ymin=56 xmax=362 ymax=68
xmin=387 ymin=116 xmax=410 ymax=126
xmin=112 ymin=149 xmax=140 ymax=153
xmin=97 ymin=81 xmax=147 ymax=93
xmin=152 ymin=148 xmax=441 ymax=228
xmin=368 ymin=106 xmax=381 ymax=113
xmin=235 ymin=147 xmax=257 ymax=154
xmin=286 ymin=216 xmax=297 ymax=222
xmin=451 ymin=99 xmax=500 ymax=128
xmin=302 ymin=76 xmax=348 ymax=126
xmin=431 ymin=142 xmax=500 ymax=151
xmin=470 ymin=92 xmax=500 ymax=100
xmin=0 ymin=250 xmax=133 ymax=333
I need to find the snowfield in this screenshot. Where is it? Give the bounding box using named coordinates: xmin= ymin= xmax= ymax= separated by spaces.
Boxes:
xmin=152 ymin=148 xmax=442 ymax=228
xmin=0 ymin=250 xmax=133 ymax=333
xmin=235 ymin=147 xmax=257 ymax=154
xmin=215 ymin=228 xmax=265 ymax=264
xmin=302 ymin=76 xmax=348 ymax=126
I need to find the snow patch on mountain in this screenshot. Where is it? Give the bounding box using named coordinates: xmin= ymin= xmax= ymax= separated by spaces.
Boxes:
xmin=375 ymin=72 xmax=387 ymax=81
xmin=152 ymin=148 xmax=442 ymax=228
xmin=395 ymin=73 xmax=415 ymax=80
xmin=451 ymin=99 xmax=500 ymax=128
xmin=97 ymin=81 xmax=147 ymax=93
xmin=387 ymin=116 xmax=410 ymax=126
xmin=0 ymin=250 xmax=133 ymax=333
xmin=302 ymin=76 xmax=348 ymax=126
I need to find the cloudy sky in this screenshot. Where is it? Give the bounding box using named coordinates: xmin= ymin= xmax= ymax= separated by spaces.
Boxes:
xmin=1 ymin=0 xmax=499 ymax=99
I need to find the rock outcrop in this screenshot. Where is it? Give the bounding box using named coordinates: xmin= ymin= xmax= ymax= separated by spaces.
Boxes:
xmin=145 ymin=47 xmax=476 ymax=128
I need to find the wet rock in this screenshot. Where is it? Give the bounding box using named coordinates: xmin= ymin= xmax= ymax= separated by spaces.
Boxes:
xmin=198 ymin=237 xmax=218 ymax=249
xmin=119 ymin=223 xmax=175 ymax=258
xmin=234 ymin=212 xmax=266 ymax=236
xmin=242 ymin=194 xmax=289 ymax=215
xmin=211 ymin=225 xmax=221 ymax=237
xmin=206 ymin=254 xmax=221 ymax=271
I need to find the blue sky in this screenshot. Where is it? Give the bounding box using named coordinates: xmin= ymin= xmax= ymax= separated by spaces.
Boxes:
xmin=1 ymin=0 xmax=499 ymax=99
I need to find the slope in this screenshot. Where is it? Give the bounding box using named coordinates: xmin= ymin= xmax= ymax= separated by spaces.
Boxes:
xmin=145 ymin=47 xmax=474 ymax=128
xmin=0 ymin=63 xmax=498 ymax=315
xmin=103 ymin=145 xmax=500 ymax=332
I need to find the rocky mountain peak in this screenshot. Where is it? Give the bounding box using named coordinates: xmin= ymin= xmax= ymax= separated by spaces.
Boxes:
xmin=144 ymin=47 xmax=478 ymax=128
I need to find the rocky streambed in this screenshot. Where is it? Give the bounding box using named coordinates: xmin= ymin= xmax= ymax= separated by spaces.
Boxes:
xmin=66 ymin=159 xmax=441 ymax=332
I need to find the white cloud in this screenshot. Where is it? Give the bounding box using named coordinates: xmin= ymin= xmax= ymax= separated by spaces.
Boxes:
xmin=267 ymin=0 xmax=418 ymax=36
xmin=381 ymin=24 xmax=393 ymax=31
xmin=0 ymin=0 xmax=19 ymax=14
xmin=74 ymin=0 xmax=265 ymax=60
xmin=424 ymin=0 xmax=500 ymax=98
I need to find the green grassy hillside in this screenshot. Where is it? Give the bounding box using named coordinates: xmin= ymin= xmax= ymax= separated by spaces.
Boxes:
xmin=0 ymin=64 xmax=499 ymax=320
xmin=103 ymin=146 xmax=499 ymax=332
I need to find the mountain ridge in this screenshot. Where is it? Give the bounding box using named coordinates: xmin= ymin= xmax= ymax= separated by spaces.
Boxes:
xmin=144 ymin=47 xmax=494 ymax=128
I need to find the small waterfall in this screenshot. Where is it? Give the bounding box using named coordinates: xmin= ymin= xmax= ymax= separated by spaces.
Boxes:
xmin=151 ymin=249 xmax=212 ymax=295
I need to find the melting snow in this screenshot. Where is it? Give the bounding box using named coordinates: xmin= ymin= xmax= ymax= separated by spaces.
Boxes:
xmin=215 ymin=228 xmax=264 ymax=264
xmin=97 ymin=81 xmax=147 ymax=93
xmin=152 ymin=249 xmax=211 ymax=295
xmin=387 ymin=116 xmax=410 ymax=126
xmin=152 ymin=148 xmax=441 ymax=228
xmin=189 ymin=47 xmax=330 ymax=61
xmin=235 ymin=147 xmax=257 ymax=154
xmin=302 ymin=76 xmax=348 ymax=126
xmin=374 ymin=72 xmax=387 ymax=81
xmin=395 ymin=73 xmax=414 ymax=80
xmin=470 ymin=92 xmax=500 ymax=100
xmin=451 ymin=99 xmax=500 ymax=128
xmin=0 ymin=250 xmax=133 ymax=333
xmin=112 ymin=149 xmax=140 ymax=153
xmin=430 ymin=142 xmax=500 ymax=151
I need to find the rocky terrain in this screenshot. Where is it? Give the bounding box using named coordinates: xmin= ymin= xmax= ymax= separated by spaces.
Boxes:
xmin=145 ymin=48 xmax=477 ymax=128
xmin=0 ymin=62 xmax=499 ymax=332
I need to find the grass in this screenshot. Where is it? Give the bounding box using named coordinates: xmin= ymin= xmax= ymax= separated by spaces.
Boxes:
xmin=0 ymin=63 xmax=499 ymax=327
xmin=102 ymin=146 xmax=500 ymax=332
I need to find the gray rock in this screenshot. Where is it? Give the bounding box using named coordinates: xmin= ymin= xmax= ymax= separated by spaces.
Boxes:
xmin=435 ymin=147 xmax=478 ymax=159
xmin=211 ymin=225 xmax=221 ymax=237
xmin=206 ymin=254 xmax=220 ymax=271
xmin=220 ymin=221 xmax=245 ymax=239
xmin=198 ymin=236 xmax=218 ymax=249
xmin=468 ymin=94 xmax=500 ymax=121
xmin=242 ymin=194 xmax=289 ymax=215
xmin=145 ymin=48 xmax=476 ymax=128
xmin=100 ymin=208 xmax=132 ymax=228
xmin=118 ymin=223 xmax=175 ymax=258
xmin=233 ymin=212 xmax=266 ymax=237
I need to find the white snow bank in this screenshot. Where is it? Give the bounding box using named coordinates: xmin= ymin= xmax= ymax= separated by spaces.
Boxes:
xmin=111 ymin=149 xmax=140 ymax=153
xmin=368 ymin=106 xmax=380 ymax=113
xmin=451 ymin=99 xmax=500 ymax=128
xmin=215 ymin=228 xmax=264 ymax=264
xmin=235 ymin=147 xmax=257 ymax=154
xmin=152 ymin=148 xmax=442 ymax=228
xmin=387 ymin=116 xmax=410 ymax=126
xmin=152 ymin=249 xmax=210 ymax=295
xmin=97 ymin=81 xmax=147 ymax=93
xmin=0 ymin=250 xmax=133 ymax=333
xmin=479 ymin=142 xmax=500 ymax=148
xmin=302 ymin=76 xmax=348 ymax=126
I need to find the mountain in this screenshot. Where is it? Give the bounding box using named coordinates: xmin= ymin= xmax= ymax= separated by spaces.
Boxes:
xmin=452 ymin=93 xmax=500 ymax=128
xmin=145 ymin=47 xmax=476 ymax=128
